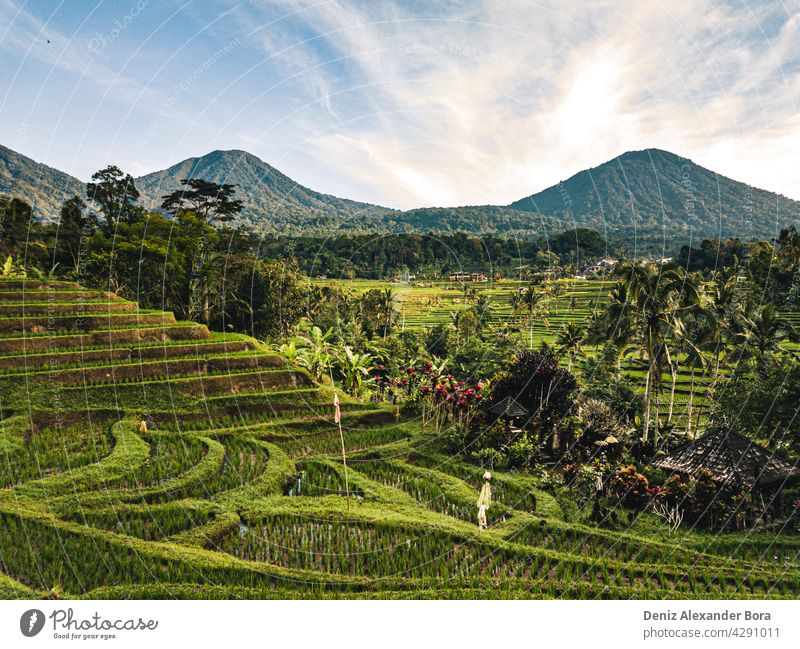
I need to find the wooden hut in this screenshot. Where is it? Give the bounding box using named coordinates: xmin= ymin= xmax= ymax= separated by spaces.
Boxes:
xmin=488 ymin=396 xmax=529 ymax=442
xmin=653 ymin=428 xmax=800 ymax=524
xmin=488 ymin=396 xmax=529 ymax=420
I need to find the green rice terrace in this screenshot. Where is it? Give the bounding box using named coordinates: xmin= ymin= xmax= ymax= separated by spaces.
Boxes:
xmin=1 ymin=278 xmax=799 ymax=601
xmin=315 ymin=277 xmax=721 ymax=429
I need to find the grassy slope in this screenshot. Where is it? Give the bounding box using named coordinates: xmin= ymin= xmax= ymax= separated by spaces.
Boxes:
xmin=0 ymin=278 xmax=797 ymax=600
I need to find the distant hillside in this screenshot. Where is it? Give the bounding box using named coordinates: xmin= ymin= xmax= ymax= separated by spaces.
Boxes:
xmin=2 ymin=144 xmax=799 ymax=250
xmin=0 ymin=144 xmax=84 ymax=219
xmin=507 ymin=148 xmax=800 ymax=246
xmin=134 ymin=149 xmax=396 ymax=235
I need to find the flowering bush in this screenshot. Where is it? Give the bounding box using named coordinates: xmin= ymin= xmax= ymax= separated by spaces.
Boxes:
xmin=610 ymin=464 xmax=650 ymax=508
xmin=643 ymin=469 xmax=748 ymax=530
xmin=371 ymin=359 xmax=485 ymax=435
xmin=658 ymin=472 xmax=690 ymax=509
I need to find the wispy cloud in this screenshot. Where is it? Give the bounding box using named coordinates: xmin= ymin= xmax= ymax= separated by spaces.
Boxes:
xmin=1 ymin=0 xmax=798 ymax=207
xmin=242 ymin=0 xmax=800 ymax=207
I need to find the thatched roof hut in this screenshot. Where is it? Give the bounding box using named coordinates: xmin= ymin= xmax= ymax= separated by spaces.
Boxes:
xmin=488 ymin=396 xmax=529 ymax=419
xmin=653 ymin=429 xmax=800 ymax=489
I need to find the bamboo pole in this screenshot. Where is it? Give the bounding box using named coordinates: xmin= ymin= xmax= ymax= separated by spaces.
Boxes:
xmin=337 ymin=415 xmax=351 ymax=510
xmin=333 ymin=391 xmax=351 ymax=510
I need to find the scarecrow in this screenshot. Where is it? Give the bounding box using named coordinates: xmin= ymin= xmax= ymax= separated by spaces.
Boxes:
xmin=477 ymin=471 xmax=492 ymax=531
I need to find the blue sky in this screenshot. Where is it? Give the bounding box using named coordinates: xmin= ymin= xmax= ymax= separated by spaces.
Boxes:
xmin=1 ymin=0 xmax=798 ymax=209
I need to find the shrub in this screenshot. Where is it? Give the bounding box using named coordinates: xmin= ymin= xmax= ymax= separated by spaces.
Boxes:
xmin=610 ymin=464 xmax=649 ymax=509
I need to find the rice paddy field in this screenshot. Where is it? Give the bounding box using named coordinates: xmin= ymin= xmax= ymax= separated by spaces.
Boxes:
xmin=1 ymin=278 xmax=799 ymax=600
xmin=315 ymin=277 xmax=726 ymax=429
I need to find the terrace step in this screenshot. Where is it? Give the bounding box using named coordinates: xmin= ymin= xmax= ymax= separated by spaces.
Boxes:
xmin=0 ymin=290 xmax=125 ymax=302
xmin=0 ymin=311 xmax=176 ymax=334
xmin=5 ymin=353 xmax=287 ymax=385
xmin=0 ymin=323 xmax=211 ymax=353
xmin=0 ymin=339 xmax=257 ymax=371
xmin=0 ymin=280 xmax=80 ymax=290
xmin=0 ymin=301 xmax=139 ymax=316
xmin=65 ymin=368 xmax=315 ymax=396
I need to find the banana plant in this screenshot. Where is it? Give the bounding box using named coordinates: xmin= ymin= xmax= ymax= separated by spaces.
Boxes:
xmin=337 ymin=346 xmax=373 ymax=396
xmin=279 ymin=340 xmax=300 ymax=365
xmin=294 ymin=324 xmax=334 ymax=381
xmin=1 ymin=256 xmax=26 ymax=278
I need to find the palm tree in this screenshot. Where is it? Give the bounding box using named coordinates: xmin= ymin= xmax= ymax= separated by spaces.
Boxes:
xmin=777 ymin=225 xmax=800 ymax=270
xmin=664 ymin=311 xmax=704 ymax=426
xmin=704 ymin=275 xmax=740 ymax=388
xmin=515 ymin=284 xmax=549 ymax=349
xmin=617 ymin=263 xmax=700 ymax=445
xmin=555 ymin=321 xmax=586 ymax=371
xmin=378 ymin=287 xmax=396 ymax=339
xmin=681 ymin=331 xmax=708 ymax=438
xmin=732 ymin=302 xmax=798 ymax=377
xmin=474 ymin=294 xmax=492 ymax=330
xmin=586 ymin=282 xmax=635 ymax=377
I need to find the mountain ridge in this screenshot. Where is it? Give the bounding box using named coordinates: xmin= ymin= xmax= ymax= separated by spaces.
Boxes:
xmin=506 ymin=148 xmax=800 ymax=244
xmin=134 ymin=149 xmax=396 ymax=234
xmin=0 ymin=144 xmax=85 ymax=218
xmin=2 ymin=143 xmax=799 ymax=248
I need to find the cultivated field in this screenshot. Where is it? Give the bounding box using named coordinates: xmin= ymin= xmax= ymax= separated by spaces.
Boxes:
xmin=1 ymin=279 xmax=798 ymax=600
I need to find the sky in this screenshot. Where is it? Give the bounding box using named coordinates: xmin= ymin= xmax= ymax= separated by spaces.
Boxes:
xmin=0 ymin=0 xmax=798 ymax=209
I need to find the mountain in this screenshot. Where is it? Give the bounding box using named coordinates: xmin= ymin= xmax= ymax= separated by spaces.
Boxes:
xmin=507 ymin=148 xmax=800 ymax=247
xmin=2 ymin=144 xmax=799 ymax=250
xmin=0 ymin=144 xmax=84 ymax=218
xmin=134 ymin=149 xmax=396 ymax=234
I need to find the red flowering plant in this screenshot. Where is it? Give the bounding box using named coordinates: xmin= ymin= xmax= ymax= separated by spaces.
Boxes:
xmin=563 ymin=463 xmax=579 ymax=487
xmin=610 ymin=464 xmax=650 ymax=509
xmin=379 ymin=357 xmax=486 ymax=433
xmin=657 ymin=472 xmax=690 ymax=509
xmin=424 ymin=376 xmax=485 ymax=433
xmin=369 ymin=364 xmax=391 ymax=399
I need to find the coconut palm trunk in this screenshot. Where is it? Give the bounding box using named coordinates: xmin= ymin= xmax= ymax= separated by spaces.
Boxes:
xmin=687 ymin=365 xmax=696 ymax=438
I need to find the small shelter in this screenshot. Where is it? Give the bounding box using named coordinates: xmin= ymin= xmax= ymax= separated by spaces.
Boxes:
xmin=653 ymin=428 xmax=800 ymax=523
xmin=488 ymin=396 xmax=529 ymax=439
xmin=654 ymin=429 xmax=800 ymax=488
xmin=488 ymin=396 xmax=529 ymax=420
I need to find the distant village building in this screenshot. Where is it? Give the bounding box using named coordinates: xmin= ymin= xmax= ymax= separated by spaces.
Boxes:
xmin=393 ymin=272 xmax=416 ymax=283
xmin=448 ymin=272 xmax=488 ymax=282
xmin=583 ymin=258 xmax=617 ymax=275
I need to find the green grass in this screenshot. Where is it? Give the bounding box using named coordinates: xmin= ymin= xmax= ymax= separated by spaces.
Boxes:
xmin=1 ymin=277 xmax=798 ymax=599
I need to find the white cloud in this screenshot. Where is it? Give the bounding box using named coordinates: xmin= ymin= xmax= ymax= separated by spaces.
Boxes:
xmin=248 ymin=0 xmax=800 ymax=208
xmin=2 ymin=0 xmax=798 ymax=207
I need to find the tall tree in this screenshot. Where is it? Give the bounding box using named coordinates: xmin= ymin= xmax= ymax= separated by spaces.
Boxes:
xmin=52 ymin=196 xmax=97 ymax=277
xmin=160 ymin=178 xmax=244 ymax=225
xmin=0 ymin=196 xmax=45 ymax=262
xmin=515 ymin=284 xmax=549 ymax=349
xmin=616 ymin=263 xmax=699 ymax=445
xmin=587 ymin=282 xmax=635 ymax=377
xmin=731 ymin=302 xmax=798 ymax=378
xmin=160 ymin=181 xmax=244 ymax=324
xmin=776 ymin=225 xmax=800 ymax=271
xmin=86 ymin=165 xmax=143 ymax=230
xmin=488 ymin=348 xmax=578 ymax=453
xmin=704 ymin=274 xmax=740 ymax=386
xmin=555 ymin=321 xmax=585 ymax=371
xmin=378 ymin=287 xmax=397 ymax=339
